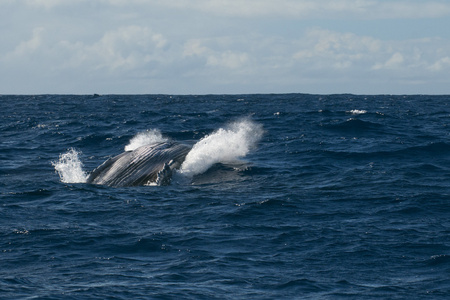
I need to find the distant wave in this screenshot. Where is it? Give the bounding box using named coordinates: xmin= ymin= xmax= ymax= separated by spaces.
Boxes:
xmin=321 ymin=118 xmax=382 ymax=132
xmin=319 ymin=141 xmax=450 ymax=158
xmin=347 ymin=109 xmax=367 ymax=115
xmin=52 ymin=119 xmax=263 ymax=185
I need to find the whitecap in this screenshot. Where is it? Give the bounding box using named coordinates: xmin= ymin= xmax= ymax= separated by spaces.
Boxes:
xmin=348 ymin=109 xmax=367 ymax=115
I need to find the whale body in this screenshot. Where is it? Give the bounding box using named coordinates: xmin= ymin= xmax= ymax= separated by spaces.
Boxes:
xmin=86 ymin=142 xmax=191 ymax=187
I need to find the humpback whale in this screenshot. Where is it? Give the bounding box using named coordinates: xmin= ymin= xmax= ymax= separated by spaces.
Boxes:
xmin=86 ymin=142 xmax=191 ymax=187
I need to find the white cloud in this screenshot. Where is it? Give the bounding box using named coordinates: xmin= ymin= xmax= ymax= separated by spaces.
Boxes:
xmin=291 ymin=28 xmax=450 ymax=78
xmin=7 ymin=27 xmax=44 ymax=58
xmin=58 ymin=26 xmax=168 ymax=72
xmin=17 ymin=0 xmax=450 ymax=19
xmin=206 ymin=51 xmax=249 ymax=69
xmin=293 ymin=29 xmax=381 ymax=70
xmin=1 ymin=1 xmax=450 ymax=94
xmin=373 ymin=52 xmax=404 ymax=70
xmin=24 ymin=0 xmax=61 ymax=8
xmin=183 ymin=40 xmax=209 ymax=57
xmin=152 ymin=0 xmax=450 ymax=19
xmin=429 ymin=57 xmax=450 ymax=71
xmin=183 ymin=39 xmax=249 ymax=69
xmin=373 ymin=1 xmax=450 ymax=19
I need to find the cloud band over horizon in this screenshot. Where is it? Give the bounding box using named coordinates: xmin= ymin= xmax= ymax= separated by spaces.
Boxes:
xmin=1 ymin=0 xmax=450 ymax=94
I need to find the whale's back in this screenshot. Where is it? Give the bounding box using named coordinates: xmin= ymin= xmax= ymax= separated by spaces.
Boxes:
xmin=86 ymin=142 xmax=191 ymax=187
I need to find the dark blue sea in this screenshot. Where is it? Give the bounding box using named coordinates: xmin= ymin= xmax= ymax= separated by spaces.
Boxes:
xmin=1 ymin=94 xmax=449 ymax=299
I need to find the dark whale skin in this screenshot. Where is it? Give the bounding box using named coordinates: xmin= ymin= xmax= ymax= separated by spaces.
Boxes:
xmin=86 ymin=142 xmax=191 ymax=187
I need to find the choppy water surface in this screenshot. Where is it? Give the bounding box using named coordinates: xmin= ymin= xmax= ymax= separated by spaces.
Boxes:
xmin=1 ymin=94 xmax=449 ymax=299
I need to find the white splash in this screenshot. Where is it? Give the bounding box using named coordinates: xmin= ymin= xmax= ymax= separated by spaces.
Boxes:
xmin=179 ymin=119 xmax=263 ymax=177
xmin=348 ymin=109 xmax=367 ymax=115
xmin=124 ymin=129 xmax=167 ymax=151
xmin=52 ymin=148 xmax=88 ymax=183
xmin=53 ymin=121 xmax=263 ymax=184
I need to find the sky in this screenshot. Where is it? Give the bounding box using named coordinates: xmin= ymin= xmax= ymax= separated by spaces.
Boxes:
xmin=1 ymin=0 xmax=450 ymax=95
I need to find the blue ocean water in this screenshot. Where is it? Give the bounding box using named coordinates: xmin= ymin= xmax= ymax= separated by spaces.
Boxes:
xmin=1 ymin=94 xmax=449 ymax=299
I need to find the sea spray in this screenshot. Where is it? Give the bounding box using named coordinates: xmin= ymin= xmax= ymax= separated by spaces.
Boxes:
xmin=179 ymin=119 xmax=263 ymax=177
xmin=53 ymin=121 xmax=262 ymax=184
xmin=124 ymin=129 xmax=167 ymax=151
xmin=53 ymin=130 xmax=168 ymax=184
xmin=52 ymin=148 xmax=88 ymax=183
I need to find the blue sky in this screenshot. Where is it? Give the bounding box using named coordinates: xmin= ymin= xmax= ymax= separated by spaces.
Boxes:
xmin=1 ymin=0 xmax=450 ymax=94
